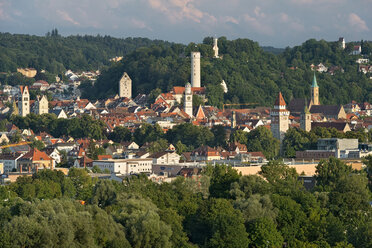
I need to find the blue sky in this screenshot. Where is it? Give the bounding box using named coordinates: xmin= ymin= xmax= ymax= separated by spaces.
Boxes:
xmin=0 ymin=0 xmax=371 ymax=47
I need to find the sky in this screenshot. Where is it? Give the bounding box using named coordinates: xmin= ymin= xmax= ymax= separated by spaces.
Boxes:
xmin=0 ymin=0 xmax=371 ymax=47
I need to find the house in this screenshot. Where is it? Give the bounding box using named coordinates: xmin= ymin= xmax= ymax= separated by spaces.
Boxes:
xmin=17 ymin=148 xmax=54 ymax=172
xmin=309 ymin=105 xmax=346 ymax=120
xmin=74 ymin=155 xmax=93 ymax=168
xmin=0 ymin=133 xmax=10 ymax=144
xmin=0 ymin=153 xmax=23 ymax=173
xmin=150 ymin=151 xmax=181 ymax=164
xmin=228 ymin=142 xmax=247 ymax=154
xmin=92 ymin=158 xmax=153 ymax=175
xmin=44 ymin=148 xmax=62 ymax=166
xmin=190 ymin=146 xmax=221 ymax=161
xmin=311 ymin=122 xmax=351 ymax=132
xmin=50 ymin=109 xmax=68 ymax=119
xmin=351 ymin=45 xmax=361 ymax=55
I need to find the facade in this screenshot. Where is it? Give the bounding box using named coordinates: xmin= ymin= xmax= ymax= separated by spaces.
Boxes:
xmin=338 ymin=37 xmax=345 ymax=49
xmin=150 ymin=151 xmax=181 ymax=164
xmin=213 ymin=38 xmax=219 ymax=58
xmin=270 ymin=92 xmax=289 ymax=142
xmin=0 ymin=153 xmax=23 ymax=173
xmin=317 ymin=138 xmax=359 ymax=158
xmin=18 ymin=86 xmax=30 ymax=117
xmin=191 ymin=52 xmax=201 ymax=88
xmin=35 ymin=95 xmax=48 ymax=115
xmin=93 ymin=158 xmax=152 ymax=175
xmin=300 ymin=107 xmax=311 ymax=132
xmin=119 ymin=72 xmax=132 ymax=99
xmin=17 ymin=148 xmax=54 ymax=172
xmin=184 ymin=83 xmax=193 ymax=117
xmin=311 ymin=73 xmax=319 ymax=105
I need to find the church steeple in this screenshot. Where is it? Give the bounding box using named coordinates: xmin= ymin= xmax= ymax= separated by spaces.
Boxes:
xmin=311 ymin=73 xmax=319 ymax=105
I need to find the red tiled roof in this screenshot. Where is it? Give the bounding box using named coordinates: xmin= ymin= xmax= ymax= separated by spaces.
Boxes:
xmin=21 ymin=148 xmax=52 ymax=161
xmin=274 ymin=92 xmax=286 ymax=106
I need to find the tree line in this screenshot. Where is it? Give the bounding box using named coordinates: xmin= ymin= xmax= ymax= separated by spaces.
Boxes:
xmin=0 ymin=156 xmax=371 ymax=247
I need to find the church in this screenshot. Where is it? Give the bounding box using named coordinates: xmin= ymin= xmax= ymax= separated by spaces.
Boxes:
xmin=271 ymin=73 xmax=347 ymax=141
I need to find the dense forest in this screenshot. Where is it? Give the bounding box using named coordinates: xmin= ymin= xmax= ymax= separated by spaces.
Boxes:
xmin=0 ymin=157 xmax=371 ymax=247
xmin=0 ymin=32 xmax=371 ymax=106
xmin=0 ymin=30 xmax=172 ymax=73
xmin=81 ymin=37 xmax=372 ymax=107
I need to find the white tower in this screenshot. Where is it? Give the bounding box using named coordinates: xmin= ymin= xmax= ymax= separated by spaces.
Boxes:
xmin=270 ymin=92 xmax=289 ymax=142
xmin=35 ymin=95 xmax=49 ymax=115
xmin=191 ymin=52 xmax=201 ymax=88
xmin=119 ymin=72 xmax=132 ymax=99
xmin=184 ymin=83 xmax=193 ymax=118
xmin=18 ymin=86 xmax=30 ymax=117
xmin=213 ymin=37 xmax=219 ymax=58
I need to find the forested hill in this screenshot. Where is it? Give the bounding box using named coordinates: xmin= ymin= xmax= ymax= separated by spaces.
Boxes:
xmin=82 ymin=37 xmax=372 ymax=106
xmin=0 ymin=31 xmax=173 ymax=73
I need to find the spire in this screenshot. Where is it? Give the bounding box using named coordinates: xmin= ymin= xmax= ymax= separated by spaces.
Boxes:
xmin=274 ymin=92 xmax=286 ymax=106
xmin=311 ymin=73 xmax=318 ymax=88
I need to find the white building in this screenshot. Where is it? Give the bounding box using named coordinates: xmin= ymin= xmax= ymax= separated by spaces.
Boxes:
xmin=184 ymin=83 xmax=193 ymax=118
xmin=35 ymin=95 xmax=48 ymax=115
xmin=213 ymin=37 xmax=219 ymax=58
xmin=0 ymin=153 xmax=23 ymax=173
xmin=119 ymin=72 xmax=132 ymax=99
xmin=18 ymin=86 xmax=30 ymax=117
xmin=150 ymin=151 xmax=181 ymax=164
xmin=191 ymin=52 xmax=201 ymax=88
xmin=93 ymin=158 xmax=153 ymax=175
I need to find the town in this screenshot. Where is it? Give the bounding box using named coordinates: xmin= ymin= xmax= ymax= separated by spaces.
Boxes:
xmin=0 ymin=32 xmax=371 ymax=247
xmin=0 ymin=37 xmax=371 ymax=186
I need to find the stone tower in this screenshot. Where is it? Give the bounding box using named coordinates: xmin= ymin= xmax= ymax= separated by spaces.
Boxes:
xmin=184 ymin=83 xmax=193 ymax=118
xmin=311 ymin=73 xmax=319 ymax=105
xmin=119 ymin=72 xmax=132 ymax=99
xmin=18 ymin=86 xmax=30 ymax=117
xmin=300 ymin=106 xmax=311 ymax=132
xmin=191 ymin=52 xmax=201 ymax=88
xmin=270 ymin=92 xmax=289 ymax=142
xmin=339 ymin=37 xmax=345 ymax=49
xmin=35 ymin=95 xmax=48 ymax=115
xmin=231 ymin=111 xmax=236 ymax=129
xmin=213 ymin=37 xmax=219 ymax=58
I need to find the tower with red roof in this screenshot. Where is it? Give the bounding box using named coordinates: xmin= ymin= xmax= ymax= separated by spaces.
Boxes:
xmin=270 ymin=92 xmax=289 ymax=141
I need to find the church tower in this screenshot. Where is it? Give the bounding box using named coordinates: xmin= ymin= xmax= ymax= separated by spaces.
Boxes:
xmin=18 ymin=86 xmax=30 ymax=117
xmin=270 ymin=92 xmax=289 ymax=142
xmin=300 ymin=106 xmax=311 ymax=132
xmin=184 ymin=83 xmax=193 ymax=118
xmin=213 ymin=37 xmax=219 ymax=58
xmin=35 ymin=95 xmax=49 ymax=115
xmin=191 ymin=52 xmax=201 ymax=88
xmin=119 ymin=72 xmax=132 ymax=99
xmin=311 ymin=73 xmax=319 ymax=105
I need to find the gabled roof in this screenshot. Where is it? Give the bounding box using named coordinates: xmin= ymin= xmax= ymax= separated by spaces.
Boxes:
xmin=310 ymin=105 xmax=342 ymax=116
xmin=20 ymin=148 xmax=53 ymax=161
xmin=274 ymin=92 xmax=286 ymax=106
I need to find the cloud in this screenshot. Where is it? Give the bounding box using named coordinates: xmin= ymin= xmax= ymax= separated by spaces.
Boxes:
xmin=131 ymin=18 xmax=152 ymax=30
xmin=278 ymin=12 xmax=304 ymax=32
xmin=57 ymin=10 xmax=80 ymax=26
xmin=348 ymin=13 xmax=369 ymax=31
xmin=147 ymin=0 xmax=215 ymax=24
xmin=243 ymin=14 xmax=273 ymax=35
xmin=0 ymin=2 xmax=10 ymax=20
xmin=221 ymin=16 xmax=239 ymax=25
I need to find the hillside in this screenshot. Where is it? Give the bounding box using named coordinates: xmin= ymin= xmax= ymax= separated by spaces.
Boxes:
xmin=0 ymin=31 xmax=173 ymax=73
xmin=82 ymin=37 xmax=372 ymax=106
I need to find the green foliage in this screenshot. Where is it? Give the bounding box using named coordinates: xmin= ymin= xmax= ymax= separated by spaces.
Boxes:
xmin=108 ymin=126 xmax=132 ymax=143
xmin=0 ymin=32 xmax=172 ymax=73
xmin=246 ymin=217 xmax=284 ymax=248
xmin=0 ymin=198 xmax=130 ymax=248
xmin=30 ymin=139 xmax=45 ymax=150
xmin=133 ymin=123 xmax=164 ymax=146
xmin=166 ymin=123 xmax=214 ymax=150
xmin=10 ymin=113 xmax=106 ymax=140
xmin=245 ymin=126 xmax=280 ymax=159
xmin=315 ymin=157 xmax=353 ymax=191
xmin=204 ymin=164 xmax=241 ymax=198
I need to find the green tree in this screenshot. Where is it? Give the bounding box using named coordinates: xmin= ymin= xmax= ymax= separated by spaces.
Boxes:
xmin=315 ymin=157 xmax=353 ymax=191
xmin=246 ymin=126 xmax=280 ymax=159
xmin=204 ymin=164 xmax=241 ymax=198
